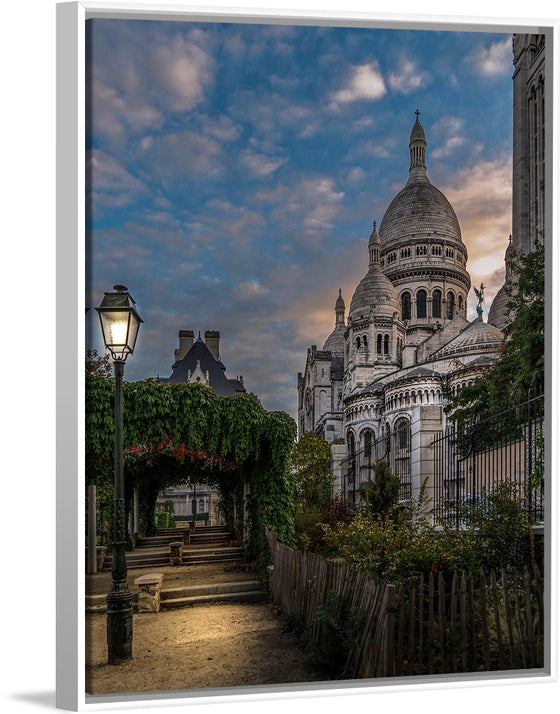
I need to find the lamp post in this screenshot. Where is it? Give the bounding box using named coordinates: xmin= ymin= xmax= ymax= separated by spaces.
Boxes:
xmin=96 ymin=284 xmax=143 ymax=664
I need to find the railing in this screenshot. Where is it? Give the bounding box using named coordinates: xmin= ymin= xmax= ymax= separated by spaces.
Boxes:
xmin=433 ymin=394 xmax=544 ymax=527
xmin=340 ymin=420 xmax=412 ymax=507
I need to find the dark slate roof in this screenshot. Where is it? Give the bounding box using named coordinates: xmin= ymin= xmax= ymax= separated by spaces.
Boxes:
xmin=166 ymin=337 xmax=246 ymax=396
xmin=331 ymin=355 xmax=344 ymax=380
xmin=400 ymin=366 xmax=441 ymax=379
xmin=357 ymin=379 xmax=386 ymax=395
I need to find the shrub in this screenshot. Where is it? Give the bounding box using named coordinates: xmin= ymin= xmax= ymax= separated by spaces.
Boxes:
xmin=359 ymin=459 xmax=401 ymax=520
xmin=468 ymin=482 xmax=533 ymax=570
xmin=308 ymin=591 xmax=363 ymax=678
xmin=294 ymin=505 xmax=327 ymax=551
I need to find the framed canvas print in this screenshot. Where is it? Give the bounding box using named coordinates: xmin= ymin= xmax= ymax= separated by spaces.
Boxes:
xmin=56 ymin=1 xmax=559 ymax=710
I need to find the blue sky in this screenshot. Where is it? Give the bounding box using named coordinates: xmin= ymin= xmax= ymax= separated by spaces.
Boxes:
xmin=85 ymin=18 xmax=514 ymax=419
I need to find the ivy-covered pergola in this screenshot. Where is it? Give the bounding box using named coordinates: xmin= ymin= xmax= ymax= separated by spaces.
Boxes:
xmin=86 ymin=376 xmax=297 ymax=566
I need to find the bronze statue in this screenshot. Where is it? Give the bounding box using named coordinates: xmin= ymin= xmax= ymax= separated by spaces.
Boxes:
xmin=474 ymin=283 xmax=485 ymax=308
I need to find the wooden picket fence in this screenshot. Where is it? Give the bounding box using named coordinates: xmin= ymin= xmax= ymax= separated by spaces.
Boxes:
xmin=390 ymin=565 xmax=544 ymax=675
xmin=265 ymin=531 xmax=544 ymax=678
xmin=266 ymin=530 xmax=393 ymax=678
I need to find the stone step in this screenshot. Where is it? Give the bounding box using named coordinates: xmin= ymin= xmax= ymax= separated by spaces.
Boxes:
xmin=103 ymin=547 xmax=246 ymax=570
xmin=86 ymin=582 xmax=266 ymax=613
xmin=161 ymin=580 xmax=261 ymax=600
xmin=161 ymin=590 xmax=269 ymax=608
xmin=137 ymin=534 xmax=230 ymax=548
xmin=156 ymin=526 xmax=229 ymax=536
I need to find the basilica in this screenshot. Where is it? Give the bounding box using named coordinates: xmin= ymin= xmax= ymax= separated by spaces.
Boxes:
xmin=297 ymin=112 xmax=507 ymax=501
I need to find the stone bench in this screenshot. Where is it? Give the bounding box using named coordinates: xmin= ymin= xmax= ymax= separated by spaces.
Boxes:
xmin=134 ymin=573 xmax=164 ymax=613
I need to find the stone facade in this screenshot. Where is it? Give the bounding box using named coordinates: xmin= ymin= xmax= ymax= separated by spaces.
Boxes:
xmin=298 ymin=113 xmax=505 ymax=505
xmin=489 ymin=33 xmax=545 ymax=332
xmin=512 ymin=33 xmax=546 ymax=255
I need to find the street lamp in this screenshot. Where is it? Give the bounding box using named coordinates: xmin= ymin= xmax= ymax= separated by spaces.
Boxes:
xmin=96 ymin=284 xmax=143 ymax=664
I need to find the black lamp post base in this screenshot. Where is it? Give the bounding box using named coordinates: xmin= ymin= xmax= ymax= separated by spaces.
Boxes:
xmin=106 ymin=590 xmax=133 ymax=664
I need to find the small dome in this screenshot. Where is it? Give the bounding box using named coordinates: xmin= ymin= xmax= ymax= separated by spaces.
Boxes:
xmin=410 ymin=117 xmax=426 ymax=143
xmin=349 ymin=223 xmax=401 ymax=321
xmin=349 ymin=269 xmax=401 ymax=321
xmin=323 ymin=323 xmax=346 ymax=355
xmin=488 ymin=236 xmax=514 ymax=331
xmin=335 ymin=289 xmax=345 ymax=311
xmin=432 ymin=317 xmax=504 ymax=359
xmin=487 ymin=283 xmax=511 ymax=331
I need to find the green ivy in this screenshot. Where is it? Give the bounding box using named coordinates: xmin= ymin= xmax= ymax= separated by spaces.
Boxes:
xmin=86 ymin=376 xmax=297 ymax=565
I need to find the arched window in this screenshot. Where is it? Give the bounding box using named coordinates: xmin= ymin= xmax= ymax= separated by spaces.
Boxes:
xmin=363 ymin=335 xmax=368 ymax=349
xmin=432 ymin=289 xmax=442 ymax=319
xmin=417 ymin=289 xmax=427 ymax=318
xmin=385 ymin=422 xmax=391 ymax=455
xmin=401 ymin=292 xmax=411 ymax=320
xmin=356 ymin=336 xmax=361 ymax=349
xmin=384 ymin=334 xmax=389 ymax=355
xmin=199 ymin=499 xmax=205 ymax=513
xmin=377 ymin=334 xmax=382 ymax=354
xmin=363 ymin=429 xmax=373 ymax=463
xmin=392 ymin=417 xmax=411 ymax=502
xmin=347 ymin=431 xmax=356 ymax=492
xmin=458 ymin=295 xmax=463 ymax=313
xmin=447 ymin=291 xmax=455 ymax=319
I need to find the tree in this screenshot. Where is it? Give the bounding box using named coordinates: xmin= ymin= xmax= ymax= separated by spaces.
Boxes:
xmin=447 ymin=240 xmax=544 ymax=422
xmin=85 ymin=376 xmax=298 ymax=567
xmin=359 ymin=459 xmax=401 ymax=520
xmin=291 ymin=432 xmax=334 ymax=508
xmin=86 ymin=349 xmax=112 ymax=377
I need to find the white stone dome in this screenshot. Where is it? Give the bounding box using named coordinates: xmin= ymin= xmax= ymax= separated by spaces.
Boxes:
xmin=379 ymin=113 xmax=463 ymax=248
xmin=380 ymin=180 xmax=462 ymax=246
xmin=349 ymin=223 xmax=401 ymax=322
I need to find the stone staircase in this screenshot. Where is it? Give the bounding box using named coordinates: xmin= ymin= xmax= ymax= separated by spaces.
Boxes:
xmin=102 ymin=525 xmax=244 ymax=571
xmin=86 ymin=579 xmax=268 ymax=614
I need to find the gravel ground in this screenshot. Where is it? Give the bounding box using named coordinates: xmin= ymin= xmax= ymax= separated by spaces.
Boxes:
xmin=85 ymin=602 xmax=323 ymax=695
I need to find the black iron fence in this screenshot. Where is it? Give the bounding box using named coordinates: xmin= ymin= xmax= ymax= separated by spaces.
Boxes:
xmin=433 ymin=393 xmax=544 ymax=527
xmin=340 ymin=419 xmax=412 ymax=507
xmin=337 ymin=393 xmax=544 ymax=524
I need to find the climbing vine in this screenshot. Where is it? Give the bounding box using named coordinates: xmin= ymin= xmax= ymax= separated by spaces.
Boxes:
xmin=86 ymin=376 xmax=297 ymax=565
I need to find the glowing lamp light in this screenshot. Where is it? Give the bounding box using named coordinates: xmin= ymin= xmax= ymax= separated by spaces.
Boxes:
xmin=95 ymin=285 xmax=143 ymax=362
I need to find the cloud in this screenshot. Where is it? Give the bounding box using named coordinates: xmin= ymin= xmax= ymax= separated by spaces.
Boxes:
xmin=347 ymin=167 xmax=367 ymax=183
xmin=200 ymin=114 xmax=242 ymax=142
xmin=151 ymin=35 xmax=214 ymax=112
xmin=89 ymin=22 xmax=215 ymax=140
xmin=229 ymin=89 xmax=316 ymax=139
xmin=430 ymin=116 xmax=465 ymax=160
xmin=330 ymin=62 xmax=386 ymax=106
xmin=235 ymin=280 xmax=271 ymax=302
xmin=431 ymin=136 xmax=465 ymax=160
xmin=86 ymin=149 xmax=148 ymax=207
xmin=388 ymin=58 xmax=431 ymax=94
xmin=138 ymin=130 xmax=223 ymax=185
xmin=256 ymin=176 xmax=345 ymax=231
xmin=240 ymin=149 xmax=287 ymax=177
xmin=467 ymin=37 xmax=511 ymax=76
xmin=441 ymin=156 xmax=512 ymax=312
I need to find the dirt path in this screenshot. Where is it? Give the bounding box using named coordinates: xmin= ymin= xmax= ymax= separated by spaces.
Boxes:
xmin=86 ymin=602 xmax=323 ymax=695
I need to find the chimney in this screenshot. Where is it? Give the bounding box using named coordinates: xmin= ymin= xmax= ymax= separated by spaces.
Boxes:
xmin=204 ymin=330 xmax=220 ymax=360
xmin=177 ymin=330 xmax=194 ymax=360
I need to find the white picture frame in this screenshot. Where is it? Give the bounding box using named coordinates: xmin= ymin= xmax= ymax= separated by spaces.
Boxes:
xmin=52 ymin=1 xmax=559 ymax=712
